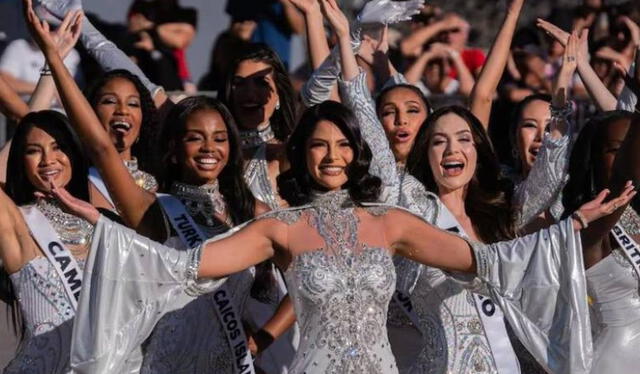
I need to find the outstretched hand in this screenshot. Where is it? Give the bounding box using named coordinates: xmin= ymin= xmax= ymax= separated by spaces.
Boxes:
xmin=23 ymin=0 xmax=82 ymax=58
xmin=286 ymin=0 xmax=320 ymax=15
xmin=578 ymin=181 xmax=637 ymax=226
xmin=537 ymin=18 xmax=569 ymax=46
xmin=320 ymin=0 xmax=350 ymax=39
xmin=358 ymin=0 xmax=423 ymax=26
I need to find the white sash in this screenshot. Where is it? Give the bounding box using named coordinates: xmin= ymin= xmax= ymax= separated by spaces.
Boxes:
xmin=611 ymin=224 xmax=640 ymax=279
xmin=20 ymin=206 xmax=83 ymax=311
xmin=88 ymin=167 xmax=115 ymax=207
xmin=157 ymin=194 xmax=255 ymax=374
xmin=436 ymin=206 xmax=520 ymax=374
xmin=392 ymin=205 xmax=520 ymax=373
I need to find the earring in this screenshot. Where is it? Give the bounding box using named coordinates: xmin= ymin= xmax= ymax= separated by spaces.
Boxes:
xmin=275 ymin=101 xmax=280 ymax=110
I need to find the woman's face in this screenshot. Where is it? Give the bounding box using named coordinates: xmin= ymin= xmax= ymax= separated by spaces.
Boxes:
xmin=94 ymin=77 xmax=143 ymax=154
xmin=306 ymin=120 xmax=354 ymax=191
xmin=378 ymin=87 xmax=428 ymax=163
xmin=23 ymin=126 xmax=73 ymax=193
xmin=594 ymin=118 xmax=631 ymax=189
xmin=427 ymin=113 xmax=477 ymax=194
xmin=231 ymin=59 xmax=280 ymax=130
xmin=175 ymin=109 xmax=230 ymax=185
xmin=516 ymin=99 xmax=550 ymax=173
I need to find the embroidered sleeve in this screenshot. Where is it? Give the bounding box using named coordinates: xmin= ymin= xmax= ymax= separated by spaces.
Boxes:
xmin=338 ymin=71 xmax=400 ymax=202
xmin=514 ymin=132 xmax=572 ymax=228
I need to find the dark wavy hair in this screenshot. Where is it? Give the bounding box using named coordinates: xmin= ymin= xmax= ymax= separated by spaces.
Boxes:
xmin=6 ymin=111 xmax=89 ymax=205
xmin=375 ymin=83 xmax=433 ymax=115
xmin=86 ymin=69 xmax=158 ymax=173
xmin=510 ymin=93 xmax=552 ymax=169
xmin=223 ymin=43 xmax=296 ymax=142
xmin=2 ymin=110 xmax=89 ymax=336
xmin=562 ymin=110 xmax=635 ymax=217
xmin=157 ymin=96 xmax=256 ymax=224
xmin=406 ymin=106 xmax=516 ymax=242
xmin=277 ymin=101 xmax=381 ymax=206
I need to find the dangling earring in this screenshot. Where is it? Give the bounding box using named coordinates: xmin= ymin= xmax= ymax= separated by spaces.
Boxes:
xmin=275 ymin=101 xmax=280 ymax=110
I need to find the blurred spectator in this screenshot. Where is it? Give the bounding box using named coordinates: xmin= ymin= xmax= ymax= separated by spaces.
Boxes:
xmin=226 ymin=0 xmax=303 ymax=70
xmin=198 ymin=5 xmax=256 ymax=93
xmin=0 ymin=38 xmax=80 ymax=100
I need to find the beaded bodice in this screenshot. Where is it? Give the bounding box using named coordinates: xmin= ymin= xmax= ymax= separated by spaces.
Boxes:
xmin=243 ymin=144 xmax=279 ymax=210
xmin=125 ymin=158 xmax=158 ymax=192
xmin=5 ymin=256 xmax=85 ymax=373
xmin=266 ymin=192 xmax=398 ymax=373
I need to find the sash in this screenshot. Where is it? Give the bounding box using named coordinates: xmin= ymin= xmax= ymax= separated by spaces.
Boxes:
xmin=156 ymin=194 xmax=255 ymax=374
xmin=88 ymin=167 xmax=115 ymax=207
xmin=20 ymin=206 xmax=83 ymax=311
xmin=393 ymin=203 xmax=520 ymax=373
xmin=436 ymin=206 xmax=520 ymax=374
xmin=611 ymin=224 xmax=640 ymax=279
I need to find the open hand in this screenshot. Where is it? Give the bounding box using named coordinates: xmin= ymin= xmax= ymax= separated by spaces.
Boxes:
xmin=50 ymin=8 xmax=83 ymax=59
xmin=358 ymin=0 xmax=423 ymax=26
xmin=50 ymin=182 xmax=100 ymax=225
xmin=537 ymin=18 xmax=569 ymax=46
xmin=320 ymin=0 xmax=349 ymax=39
xmin=578 ymin=181 xmax=637 ymax=226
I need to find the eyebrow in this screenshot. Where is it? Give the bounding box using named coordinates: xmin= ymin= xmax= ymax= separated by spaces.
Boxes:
xmin=432 ymin=129 xmax=472 ymax=136
xmin=98 ymin=92 xmax=141 ymax=99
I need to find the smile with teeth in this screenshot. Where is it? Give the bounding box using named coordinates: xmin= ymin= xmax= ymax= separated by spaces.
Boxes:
xmin=110 ymin=120 xmax=132 ymax=134
xmin=194 ymin=157 xmax=219 ymax=170
xmin=39 ymin=169 xmax=61 ymax=179
xmin=441 ymin=160 xmax=465 ymax=177
xmin=319 ymin=165 xmax=345 ymax=176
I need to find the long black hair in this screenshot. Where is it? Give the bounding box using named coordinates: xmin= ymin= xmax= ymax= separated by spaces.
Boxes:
xmin=86 ymin=69 xmax=158 ymax=173
xmin=223 ymin=43 xmax=296 ymax=142
xmin=277 ymin=101 xmax=381 ymax=206
xmin=510 ymin=93 xmax=552 ymax=169
xmin=562 ymin=110 xmax=634 ymax=216
xmin=6 ymin=111 xmax=90 ymax=205
xmin=2 ymin=110 xmax=89 ymax=336
xmin=157 ymin=96 xmax=256 ymax=224
xmin=406 ymin=106 xmax=516 ymax=242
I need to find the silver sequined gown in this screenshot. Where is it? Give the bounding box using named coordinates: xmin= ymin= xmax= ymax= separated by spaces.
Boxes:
xmin=314 ymin=65 xmax=589 ymax=373
xmin=4 ymin=257 xmax=83 ymax=374
xmin=139 ymin=208 xmax=254 ymax=374
xmin=585 ymin=207 xmax=640 ymax=373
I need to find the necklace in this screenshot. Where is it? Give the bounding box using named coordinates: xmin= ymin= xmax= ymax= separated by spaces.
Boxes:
xmin=36 ymin=199 xmax=94 ymax=247
xmin=620 ymin=206 xmax=640 ymax=236
xmin=310 ymin=189 xmax=353 ymax=211
xmin=240 ymin=122 xmax=275 ymax=149
xmin=171 ymin=181 xmax=232 ymax=227
xmin=124 ymin=158 xmax=158 ymax=192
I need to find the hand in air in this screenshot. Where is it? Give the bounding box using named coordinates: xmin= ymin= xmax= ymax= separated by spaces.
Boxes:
xmin=577 ymin=181 xmax=637 ymax=226
xmin=22 ymin=0 xmax=82 ymax=58
xmin=358 ymin=26 xmax=389 ymax=65
xmin=536 ymin=18 xmax=569 ymax=46
xmin=320 ymin=0 xmax=350 ymax=39
xmin=358 ymin=0 xmax=424 ymax=26
xmin=286 ymin=0 xmax=320 ymax=15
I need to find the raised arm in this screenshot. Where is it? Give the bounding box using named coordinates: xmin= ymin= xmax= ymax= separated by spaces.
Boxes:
xmin=514 ymin=32 xmax=579 ymax=228
xmin=470 ymin=0 xmax=524 ymax=128
xmin=23 ymin=0 xmax=158 ymax=235
xmin=40 ymin=0 xmax=167 ymax=107
xmin=322 ymin=0 xmax=399 ymax=199
xmin=537 ymin=19 xmax=617 ymax=111
xmin=0 ymin=188 xmax=39 ymax=275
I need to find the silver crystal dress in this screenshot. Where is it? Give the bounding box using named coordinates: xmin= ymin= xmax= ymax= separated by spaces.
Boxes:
xmin=4 ymin=257 xmax=82 ymax=374
xmin=584 ymin=206 xmax=640 ymax=373
xmin=138 ymin=191 xmax=254 ymax=374
xmin=304 ymin=62 xmax=592 ymax=373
